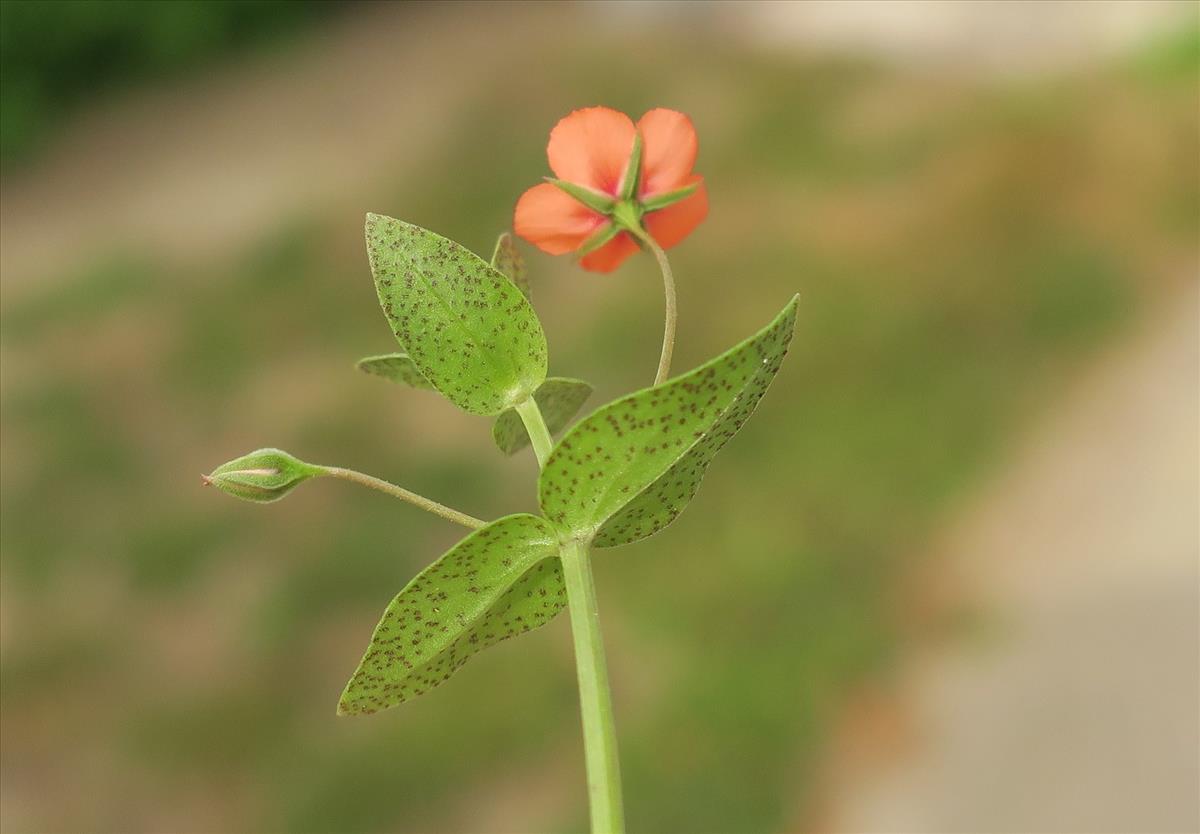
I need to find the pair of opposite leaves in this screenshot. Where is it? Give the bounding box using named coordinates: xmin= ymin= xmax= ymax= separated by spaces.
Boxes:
xmin=341 ymin=214 xmax=798 ymax=715
xmin=356 ymin=229 xmax=594 ymax=455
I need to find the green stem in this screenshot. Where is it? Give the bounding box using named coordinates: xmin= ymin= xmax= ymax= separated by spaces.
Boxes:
xmin=628 ymin=226 xmax=676 ymax=386
xmin=318 ymin=466 xmax=485 ymax=529
xmin=514 ymin=396 xmax=555 ymax=468
xmin=560 ymin=538 xmax=625 ymax=834
xmin=515 ymin=397 xmax=625 ymax=832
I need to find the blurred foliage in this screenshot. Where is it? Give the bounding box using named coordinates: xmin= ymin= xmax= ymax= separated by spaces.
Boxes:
xmin=0 ymin=0 xmax=336 ymax=162
xmin=1 ymin=10 xmax=1197 ymax=834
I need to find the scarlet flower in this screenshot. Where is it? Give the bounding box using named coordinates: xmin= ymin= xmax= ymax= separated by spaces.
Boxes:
xmin=513 ymin=106 xmax=709 ymax=273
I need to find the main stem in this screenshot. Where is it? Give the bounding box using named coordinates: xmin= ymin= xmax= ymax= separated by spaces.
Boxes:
xmin=319 ymin=466 xmax=485 ymax=529
xmin=514 ymin=397 xmax=555 ymax=468
xmin=514 ymin=398 xmax=626 ymax=833
xmin=560 ymin=538 xmax=625 ymax=833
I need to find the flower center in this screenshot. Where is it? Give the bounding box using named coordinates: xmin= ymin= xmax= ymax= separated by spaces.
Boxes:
xmin=612 ymin=200 xmax=644 ymax=234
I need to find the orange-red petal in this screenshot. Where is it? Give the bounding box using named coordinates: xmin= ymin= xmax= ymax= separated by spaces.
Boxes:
xmin=637 ymin=108 xmax=698 ymax=198
xmin=644 ymin=175 xmax=708 ymax=250
xmin=547 ymin=107 xmax=637 ymax=196
xmin=579 ymin=231 xmax=639 ymax=273
xmin=513 ymin=182 xmax=605 ymax=255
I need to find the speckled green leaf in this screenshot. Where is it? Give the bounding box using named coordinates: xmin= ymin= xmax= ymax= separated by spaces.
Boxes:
xmin=491 ymin=232 xmax=530 ymax=300
xmin=366 ymin=214 xmax=548 ymax=416
xmin=355 ymin=353 xmax=434 ymax=389
xmin=338 ymin=514 xmax=565 ymax=715
xmin=493 ymin=377 xmax=594 ymax=456
xmin=539 ymin=295 xmax=798 ymax=545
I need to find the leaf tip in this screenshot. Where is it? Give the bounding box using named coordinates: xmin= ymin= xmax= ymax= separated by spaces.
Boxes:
xmin=778 ymin=293 xmax=801 ymax=330
xmin=335 ymin=685 xmax=363 ymax=716
xmin=364 ymin=212 xmax=393 ymax=236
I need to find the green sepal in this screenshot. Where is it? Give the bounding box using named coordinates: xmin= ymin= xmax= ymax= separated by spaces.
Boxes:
xmin=576 ymin=222 xmax=622 ymax=258
xmin=641 ymin=181 xmax=700 ymax=213
xmin=203 ymin=448 xmax=321 ymax=504
xmin=545 ymin=178 xmax=616 ymax=216
xmin=493 ymin=377 xmax=594 ymax=456
xmin=337 ymin=514 xmax=566 ymax=715
xmin=355 ymin=353 xmax=434 ymax=389
xmin=539 ymin=296 xmax=799 ymax=544
xmin=366 ymin=214 xmax=548 ymax=416
xmin=490 ymin=232 xmax=530 ymax=300
xmin=619 ymin=132 xmax=643 ymax=202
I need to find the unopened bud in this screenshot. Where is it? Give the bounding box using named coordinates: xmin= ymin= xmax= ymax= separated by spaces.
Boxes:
xmin=202 ymin=448 xmax=321 ymax=504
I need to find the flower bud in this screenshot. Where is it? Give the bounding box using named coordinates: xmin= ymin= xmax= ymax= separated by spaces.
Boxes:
xmin=202 ymin=448 xmax=321 ymax=504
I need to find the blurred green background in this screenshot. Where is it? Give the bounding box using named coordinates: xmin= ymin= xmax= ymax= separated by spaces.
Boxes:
xmin=1 ymin=2 xmax=1197 ymax=832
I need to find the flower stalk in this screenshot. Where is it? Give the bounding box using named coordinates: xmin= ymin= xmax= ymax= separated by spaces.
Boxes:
xmin=318 ymin=466 xmax=486 ymax=529
xmin=624 ymin=223 xmax=677 ymax=386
